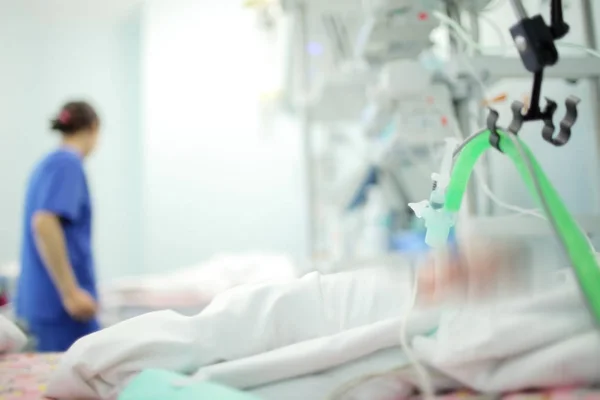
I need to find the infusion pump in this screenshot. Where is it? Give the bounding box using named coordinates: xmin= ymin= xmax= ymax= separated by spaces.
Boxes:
xmin=279 ymin=0 xmax=496 ymax=13
xmin=362 ymin=60 xmax=456 ymax=139
xmin=355 ymin=0 xmax=496 ymax=64
xmin=363 ymin=88 xmax=457 ymax=140
xmin=394 ymin=88 xmax=456 ymax=139
xmin=356 ymin=0 xmax=440 ymax=64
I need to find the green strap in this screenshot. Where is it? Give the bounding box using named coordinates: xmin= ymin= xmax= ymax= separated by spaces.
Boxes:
xmin=444 ymin=129 xmax=600 ymax=324
xmin=119 ymin=370 xmax=261 ymax=400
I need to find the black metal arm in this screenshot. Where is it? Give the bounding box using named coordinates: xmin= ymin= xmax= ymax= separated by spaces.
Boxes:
xmin=487 ymin=0 xmax=580 ymax=151
xmin=550 ymin=0 xmax=570 ymax=39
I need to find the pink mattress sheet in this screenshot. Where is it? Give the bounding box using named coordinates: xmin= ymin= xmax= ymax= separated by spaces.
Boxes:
xmin=1 ymin=353 xmax=598 ymax=400
xmin=0 ymin=353 xmax=61 ymax=400
xmin=431 ymin=387 xmax=600 ymax=399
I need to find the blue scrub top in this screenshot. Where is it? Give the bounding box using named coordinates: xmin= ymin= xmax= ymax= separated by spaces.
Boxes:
xmin=16 ymin=148 xmax=97 ymax=323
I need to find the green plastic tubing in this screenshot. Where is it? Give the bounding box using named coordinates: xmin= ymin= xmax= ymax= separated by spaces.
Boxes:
xmin=444 ymin=129 xmax=600 ymax=324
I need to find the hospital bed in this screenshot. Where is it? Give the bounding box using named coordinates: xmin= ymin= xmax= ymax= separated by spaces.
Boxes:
xmin=1 ymin=263 xmax=599 ymax=400
xmin=31 ymin=262 xmax=598 ymax=400
xmin=99 ymin=253 xmax=299 ymax=326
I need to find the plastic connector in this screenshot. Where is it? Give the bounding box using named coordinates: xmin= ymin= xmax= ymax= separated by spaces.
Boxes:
xmin=430 ymin=138 xmax=458 ymax=208
xmin=409 ymin=200 xmax=455 ymax=248
xmin=408 ymin=138 xmax=459 ymax=249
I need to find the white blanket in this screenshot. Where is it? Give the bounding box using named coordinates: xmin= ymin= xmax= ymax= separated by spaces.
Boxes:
xmin=47 ymin=267 xmax=426 ymax=399
xmin=0 ymin=314 xmax=26 ymax=354
xmin=249 ymin=276 xmax=600 ymax=398
xmin=411 ymin=279 xmax=600 ymax=392
xmin=46 ymin=267 xmax=600 ymax=400
xmin=101 ymin=253 xmax=298 ymax=306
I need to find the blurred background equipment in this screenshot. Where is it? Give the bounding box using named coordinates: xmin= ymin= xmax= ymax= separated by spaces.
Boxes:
xmin=0 ymin=0 xmax=600 ymax=320
xmin=2 ymin=1 xmax=600 ymax=399
xmin=267 ymin=0 xmax=600 ymax=274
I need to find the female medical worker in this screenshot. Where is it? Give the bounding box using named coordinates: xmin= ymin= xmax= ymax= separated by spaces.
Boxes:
xmin=16 ymin=101 xmax=101 ymax=352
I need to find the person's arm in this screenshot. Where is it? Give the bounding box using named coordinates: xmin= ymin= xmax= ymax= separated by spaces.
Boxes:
xmin=31 ymin=156 xmax=96 ymax=320
xmin=31 ymin=211 xmax=78 ymax=299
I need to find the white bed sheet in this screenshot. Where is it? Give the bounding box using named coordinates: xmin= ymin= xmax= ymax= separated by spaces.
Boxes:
xmin=48 ymin=265 xmax=600 ymax=400
xmin=100 ymin=253 xmax=298 ymax=325
xmin=100 ymin=304 xmax=208 ymax=327
xmin=47 ymin=266 xmax=417 ymax=400
xmin=251 ymin=349 xmax=410 ymax=400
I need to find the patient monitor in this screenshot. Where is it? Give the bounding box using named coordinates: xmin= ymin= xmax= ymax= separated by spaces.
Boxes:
xmin=363 ymin=60 xmax=456 ymax=141
xmin=355 ymin=0 xmax=440 ymax=65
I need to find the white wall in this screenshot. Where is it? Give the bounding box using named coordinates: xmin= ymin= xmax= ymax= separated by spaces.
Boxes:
xmin=0 ymin=0 xmax=307 ymax=281
xmin=0 ymin=1 xmax=143 ymax=281
xmin=141 ymin=0 xmax=308 ymax=272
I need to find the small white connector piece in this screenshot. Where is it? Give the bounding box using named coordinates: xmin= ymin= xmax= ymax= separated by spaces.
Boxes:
xmin=408 ymin=138 xmax=459 ymax=248
xmin=430 ymin=137 xmax=457 ymax=206
xmin=409 ymin=200 xmax=456 ymax=248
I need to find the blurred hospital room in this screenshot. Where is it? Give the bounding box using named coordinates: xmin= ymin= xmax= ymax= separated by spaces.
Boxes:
xmin=2 ymin=0 xmax=600 ymax=398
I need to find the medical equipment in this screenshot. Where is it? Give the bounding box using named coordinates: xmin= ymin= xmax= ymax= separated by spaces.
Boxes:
xmin=363 ymin=60 xmax=456 ymax=140
xmin=298 ymin=0 xmax=600 ymax=261
xmin=407 ymin=0 xmax=600 ymax=322
xmin=411 ymin=0 xmax=600 ymax=320
xmin=408 ymin=139 xmax=458 ymax=249
xmin=355 ymin=1 xmax=440 ymax=65
xmin=403 ymin=138 xmax=459 ymax=400
xmin=357 ymin=0 xmax=600 ymax=223
xmin=452 ymin=0 xmax=498 ymax=11
xmin=310 ymin=68 xmax=372 ymax=123
xmin=404 ymin=1 xmax=600 ymax=397
xmin=439 ymin=129 xmax=600 ymax=322
xmin=489 ymin=0 xmax=578 ymax=149
xmin=407 ymin=112 xmax=600 ymax=400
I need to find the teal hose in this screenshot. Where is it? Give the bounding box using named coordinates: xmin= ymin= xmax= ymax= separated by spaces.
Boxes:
xmin=445 ymin=129 xmax=600 ymax=324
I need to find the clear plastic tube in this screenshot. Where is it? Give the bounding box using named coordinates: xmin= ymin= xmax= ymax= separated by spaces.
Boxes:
xmin=445 ymin=130 xmax=600 ymax=324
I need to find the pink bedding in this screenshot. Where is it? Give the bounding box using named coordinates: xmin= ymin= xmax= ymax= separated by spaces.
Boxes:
xmin=0 ymin=353 xmax=60 ymax=400
xmin=433 ymin=387 xmax=600 ymax=399
xmin=0 ymin=353 xmax=598 ymax=399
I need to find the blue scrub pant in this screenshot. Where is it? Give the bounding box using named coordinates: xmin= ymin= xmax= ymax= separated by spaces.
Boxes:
xmin=29 ymin=318 xmax=100 ymax=352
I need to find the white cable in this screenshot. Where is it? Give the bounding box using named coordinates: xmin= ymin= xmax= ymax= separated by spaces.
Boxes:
xmin=476 ymin=12 xmax=508 ymax=54
xmin=399 ymin=266 xmax=435 ymax=400
xmin=447 ymin=30 xmax=490 ymax=96
xmin=473 ymin=164 xmax=547 ymax=219
xmin=558 ymin=42 xmax=600 ymax=59
xmin=327 ymin=266 xmax=436 ymax=399
xmin=392 ymin=9 xmax=596 ymax=400
xmin=462 ymin=114 xmax=546 ymax=219
xmin=433 ymin=11 xmax=477 ymax=53
xmin=433 ymin=9 xmax=600 ymax=60
xmin=483 ymin=0 xmax=506 ymax=11
xmin=447 ymin=112 xmax=547 ymax=219
xmin=434 ymin=5 xmax=597 ymax=244
xmin=436 ymin=2 xmax=599 ymax=220
xmin=444 ymin=31 xmax=546 ymax=218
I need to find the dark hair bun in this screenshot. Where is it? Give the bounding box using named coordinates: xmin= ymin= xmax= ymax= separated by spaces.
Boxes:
xmin=50 ymin=101 xmax=99 ymax=135
xmin=50 ymin=118 xmax=73 ymax=133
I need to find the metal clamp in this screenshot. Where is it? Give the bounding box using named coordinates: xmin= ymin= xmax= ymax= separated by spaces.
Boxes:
xmin=541 ymin=95 xmax=581 ymax=146
xmin=491 ymin=0 xmax=579 ymax=150
xmin=506 ymin=95 xmax=580 ymax=147
xmin=486 ymin=108 xmax=502 ymax=152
